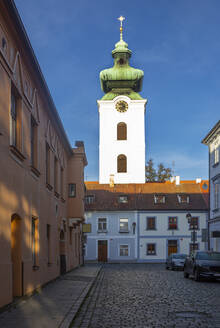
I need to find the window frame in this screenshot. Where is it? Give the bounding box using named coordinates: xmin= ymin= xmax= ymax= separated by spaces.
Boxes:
xmin=119 ymin=244 xmax=129 ymax=257
xmin=117 ymin=154 xmax=127 ymax=173
xmin=97 ymin=218 xmax=107 ymax=232
xmin=146 ymin=243 xmax=156 ymax=255
xmin=154 ymin=195 xmax=166 ymax=204
xmin=30 ymin=115 xmax=38 ymax=168
xmin=177 ymin=194 xmax=189 ymax=204
xmin=118 ymin=195 xmax=128 ymax=203
xmin=119 ymin=218 xmax=129 ymax=233
xmin=214 ymin=182 xmax=219 ymax=210
xmin=68 ymin=183 xmax=76 ymax=198
xmin=117 ymin=122 xmax=127 ymax=140
xmin=85 ymin=195 xmax=95 ymax=204
xmin=168 ymin=216 xmax=178 ymax=230
xmin=146 ymin=217 xmax=156 ymax=230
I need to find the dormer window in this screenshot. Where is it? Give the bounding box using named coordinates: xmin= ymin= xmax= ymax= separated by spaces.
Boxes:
xmin=154 ymin=195 xmax=165 ymax=204
xmin=85 ymin=195 xmax=95 ymax=204
xmin=177 ymin=194 xmax=189 ymax=204
xmin=118 ymin=195 xmax=128 ymax=203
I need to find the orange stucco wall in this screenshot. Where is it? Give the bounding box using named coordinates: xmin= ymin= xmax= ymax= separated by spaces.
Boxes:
xmin=0 ymin=2 xmax=87 ymax=308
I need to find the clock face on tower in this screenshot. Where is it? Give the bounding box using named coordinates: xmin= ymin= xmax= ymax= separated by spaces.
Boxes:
xmin=116 ymin=100 xmax=128 ymax=113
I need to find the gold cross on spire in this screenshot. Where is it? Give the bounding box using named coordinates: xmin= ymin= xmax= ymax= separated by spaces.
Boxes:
xmin=118 ymin=16 xmax=125 ymax=41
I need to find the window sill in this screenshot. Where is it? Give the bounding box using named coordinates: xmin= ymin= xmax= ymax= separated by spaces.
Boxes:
xmin=32 ymin=265 xmax=39 ymax=271
xmin=30 ymin=165 xmax=40 ymax=177
xmin=119 ymin=230 xmax=129 ymax=233
xmin=10 ymin=145 xmax=26 ymax=161
xmin=146 ymin=228 xmax=156 ymax=231
xmin=97 ymin=230 xmax=107 ymax=233
xmin=46 ymin=183 xmax=53 ymax=191
xmin=147 ymin=253 xmax=156 ymax=256
xmin=54 ymin=191 xmax=60 ymax=198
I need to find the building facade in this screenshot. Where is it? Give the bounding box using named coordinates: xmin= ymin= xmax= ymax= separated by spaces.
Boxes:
xmin=0 ymin=1 xmax=87 ymax=308
xmin=202 ymin=120 xmax=220 ymax=251
xmin=84 ymin=180 xmax=209 ymax=263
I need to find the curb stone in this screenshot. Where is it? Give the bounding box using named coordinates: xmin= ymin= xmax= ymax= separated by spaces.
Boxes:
xmin=59 ymin=265 xmax=102 ymax=328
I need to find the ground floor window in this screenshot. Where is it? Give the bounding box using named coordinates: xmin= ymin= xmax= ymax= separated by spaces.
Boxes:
xmin=147 ymin=243 xmax=156 ymax=255
xmin=120 ymin=245 xmax=129 ymax=256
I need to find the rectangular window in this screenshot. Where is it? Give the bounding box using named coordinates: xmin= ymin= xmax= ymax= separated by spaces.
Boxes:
xmin=98 ymin=218 xmax=107 ymax=232
xmin=46 ymin=142 xmax=50 ymax=185
xmin=146 ymin=217 xmax=156 ymax=230
xmin=30 ymin=115 xmax=37 ymax=167
xmin=85 ymin=195 xmax=95 ymax=204
xmin=68 ymin=183 xmax=76 ymax=197
xmin=46 ymin=224 xmax=51 ymax=264
xmin=120 ymin=245 xmax=128 ymax=256
xmin=118 ymin=195 xmax=128 ymax=203
xmin=147 ymin=243 xmax=156 ymax=255
xmin=154 ymin=195 xmax=165 ymax=204
xmin=69 ymin=227 xmax=72 ymax=245
xmin=32 ymin=217 xmax=38 ymax=267
xmin=60 ymin=167 xmax=64 ymax=198
xmin=54 ymin=157 xmax=58 ymax=193
xmin=177 ymin=194 xmax=189 ymax=204
xmin=168 ymin=217 xmax=178 ymax=230
xmin=214 ymin=147 xmax=219 ymax=165
xmin=189 ymin=217 xmax=199 ymax=230
xmin=10 ymin=88 xmax=21 ymax=150
xmin=214 ymin=183 xmax=219 ymax=209
xmin=119 ymin=218 xmax=129 ymax=232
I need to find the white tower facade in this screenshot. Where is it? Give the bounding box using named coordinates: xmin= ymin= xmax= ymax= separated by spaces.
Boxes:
xmin=98 ymin=96 xmax=147 ymax=184
xmin=98 ymin=19 xmax=147 ymax=184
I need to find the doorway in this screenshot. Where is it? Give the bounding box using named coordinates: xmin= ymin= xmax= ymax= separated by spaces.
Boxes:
xmin=11 ymin=214 xmax=22 ymax=297
xmin=59 ymin=230 xmax=66 ymax=274
xmin=168 ymin=240 xmax=178 ymax=256
xmin=98 ymin=240 xmax=108 ymax=262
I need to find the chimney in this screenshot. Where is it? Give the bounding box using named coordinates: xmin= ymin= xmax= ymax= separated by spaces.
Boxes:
xmin=175 ymin=176 xmax=180 ymax=185
xmin=109 ymin=174 xmax=114 ymax=187
xmin=196 ymin=178 xmax=202 ymax=184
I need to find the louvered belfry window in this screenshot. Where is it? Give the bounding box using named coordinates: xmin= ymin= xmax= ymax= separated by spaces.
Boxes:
xmin=117 ymin=122 xmax=127 ymax=140
xmin=117 ymin=154 xmax=127 ymax=173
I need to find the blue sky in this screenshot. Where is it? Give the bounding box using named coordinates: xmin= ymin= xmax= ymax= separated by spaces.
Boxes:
xmin=14 ymin=0 xmax=220 ymax=181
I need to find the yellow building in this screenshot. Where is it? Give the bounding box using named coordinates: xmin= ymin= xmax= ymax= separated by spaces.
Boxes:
xmin=0 ymin=0 xmax=87 ymax=308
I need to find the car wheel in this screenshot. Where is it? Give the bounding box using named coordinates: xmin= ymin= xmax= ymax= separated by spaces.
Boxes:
xmin=184 ymin=270 xmax=189 ymax=278
xmin=165 ymin=265 xmax=169 ymax=270
xmin=194 ymin=269 xmax=200 ymax=282
xmin=171 ymin=264 xmax=175 ymax=271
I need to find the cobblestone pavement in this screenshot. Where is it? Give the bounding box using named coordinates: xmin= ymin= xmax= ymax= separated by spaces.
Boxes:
xmin=71 ymin=264 xmax=220 ymax=328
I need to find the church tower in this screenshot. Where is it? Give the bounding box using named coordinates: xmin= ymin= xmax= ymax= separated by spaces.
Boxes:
xmin=98 ymin=17 xmax=147 ymax=184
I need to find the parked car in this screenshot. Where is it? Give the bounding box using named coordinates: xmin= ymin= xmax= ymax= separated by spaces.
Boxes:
xmin=166 ymin=253 xmax=187 ymax=270
xmin=184 ymin=251 xmax=220 ymax=281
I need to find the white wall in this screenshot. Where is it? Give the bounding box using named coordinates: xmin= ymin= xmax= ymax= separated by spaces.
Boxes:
xmin=98 ymin=95 xmax=147 ymax=184
xmin=139 ymin=211 xmax=207 ymax=261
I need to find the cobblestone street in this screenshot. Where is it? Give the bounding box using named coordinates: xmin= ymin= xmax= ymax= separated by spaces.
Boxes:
xmin=71 ymin=264 xmax=220 ymax=328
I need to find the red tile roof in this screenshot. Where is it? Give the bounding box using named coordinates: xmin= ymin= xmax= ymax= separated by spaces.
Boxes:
xmin=85 ymin=181 xmax=209 ymax=211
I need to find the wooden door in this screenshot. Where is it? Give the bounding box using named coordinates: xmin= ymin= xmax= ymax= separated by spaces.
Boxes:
xmin=168 ymin=240 xmax=177 ymax=256
xmin=98 ymin=240 xmax=107 ymax=262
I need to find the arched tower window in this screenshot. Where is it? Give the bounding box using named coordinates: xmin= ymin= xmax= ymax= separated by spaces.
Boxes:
xmin=117 ymin=154 xmax=127 ymax=173
xmin=117 ymin=122 xmax=127 ymax=140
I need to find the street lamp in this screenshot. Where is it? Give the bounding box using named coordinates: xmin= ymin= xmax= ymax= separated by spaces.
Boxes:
xmin=186 ymin=213 xmax=197 ymax=254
